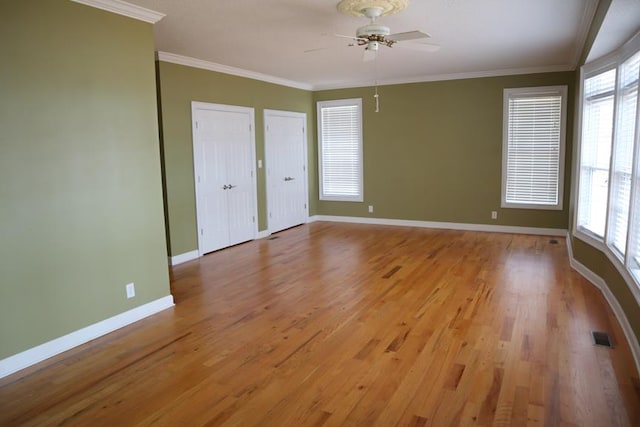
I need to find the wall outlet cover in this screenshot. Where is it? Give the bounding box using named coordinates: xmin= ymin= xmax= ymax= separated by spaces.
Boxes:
xmin=126 ymin=283 xmax=135 ymax=299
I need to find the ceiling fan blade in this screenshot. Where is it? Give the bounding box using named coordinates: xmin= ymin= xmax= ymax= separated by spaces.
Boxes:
xmin=387 ymin=30 xmax=431 ymax=42
xmin=334 ymin=33 xmax=367 ymax=42
xmin=395 ymin=42 xmax=441 ymax=52
xmin=363 ymin=48 xmax=377 ymax=62
xmin=304 ymin=47 xmax=331 ymax=53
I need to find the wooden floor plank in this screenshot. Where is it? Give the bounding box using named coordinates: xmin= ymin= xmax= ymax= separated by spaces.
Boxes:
xmin=1 ymin=222 xmax=638 ymax=426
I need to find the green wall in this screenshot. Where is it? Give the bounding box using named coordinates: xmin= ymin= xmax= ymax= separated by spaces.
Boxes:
xmin=159 ymin=68 xmax=575 ymax=257
xmin=0 ymin=0 xmax=170 ymax=358
xmin=156 ymin=61 xmax=314 ymax=256
xmin=314 ymin=72 xmax=575 ymax=228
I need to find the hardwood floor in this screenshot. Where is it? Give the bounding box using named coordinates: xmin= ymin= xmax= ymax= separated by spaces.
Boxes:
xmin=1 ymin=222 xmax=639 ymax=426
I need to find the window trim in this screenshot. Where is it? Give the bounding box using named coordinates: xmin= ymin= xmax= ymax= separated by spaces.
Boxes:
xmin=317 ymin=98 xmax=364 ymax=202
xmin=572 ymin=30 xmax=640 ymax=306
xmin=501 ymin=85 xmax=568 ymax=210
xmin=574 ymin=64 xmax=618 ymax=241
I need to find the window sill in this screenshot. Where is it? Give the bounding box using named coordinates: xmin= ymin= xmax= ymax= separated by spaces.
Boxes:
xmin=501 ymin=202 xmax=563 ymax=211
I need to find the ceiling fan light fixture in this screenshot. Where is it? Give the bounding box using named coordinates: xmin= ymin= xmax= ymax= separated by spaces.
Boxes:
xmin=337 ymin=0 xmax=409 ymax=18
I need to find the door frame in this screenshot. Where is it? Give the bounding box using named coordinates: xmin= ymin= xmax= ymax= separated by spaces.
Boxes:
xmin=192 ymin=101 xmax=258 ymax=256
xmin=264 ymin=109 xmax=309 ymax=234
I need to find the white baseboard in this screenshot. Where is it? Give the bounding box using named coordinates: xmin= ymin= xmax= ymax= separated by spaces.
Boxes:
xmin=0 ymin=295 xmax=175 ymax=379
xmin=566 ymin=236 xmax=640 ymax=375
xmin=257 ymin=230 xmax=271 ymax=239
xmin=169 ymin=250 xmax=199 ymax=266
xmin=309 ymin=215 xmax=566 ymax=236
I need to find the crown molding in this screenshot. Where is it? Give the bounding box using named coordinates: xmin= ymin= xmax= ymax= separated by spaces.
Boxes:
xmin=311 ymin=64 xmax=575 ymax=91
xmin=156 ymin=52 xmax=314 ymax=91
xmin=571 ymin=0 xmax=599 ymax=68
xmin=157 ymin=52 xmax=573 ymax=92
xmin=71 ymin=0 xmax=165 ymax=24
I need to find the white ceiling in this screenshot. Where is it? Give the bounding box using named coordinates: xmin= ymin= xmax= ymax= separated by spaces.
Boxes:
xmin=127 ymin=0 xmax=599 ymax=90
xmin=587 ymin=0 xmax=640 ymax=62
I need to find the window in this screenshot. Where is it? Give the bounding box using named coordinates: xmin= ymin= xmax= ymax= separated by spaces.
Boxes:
xmin=317 ymin=98 xmax=363 ymax=202
xmin=577 ymin=69 xmax=616 ymax=237
xmin=502 ymin=86 xmax=567 ymax=210
xmin=575 ymin=32 xmax=640 ymax=286
xmin=608 ymin=52 xmax=639 ymax=258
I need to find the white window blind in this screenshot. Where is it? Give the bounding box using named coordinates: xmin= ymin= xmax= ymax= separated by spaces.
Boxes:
xmin=502 ymin=86 xmax=567 ymax=209
xmin=627 ymin=51 xmax=640 ymax=275
xmin=577 ymin=69 xmax=616 ymax=237
xmin=317 ymin=99 xmax=363 ymax=202
xmin=609 ymin=51 xmax=640 ymax=258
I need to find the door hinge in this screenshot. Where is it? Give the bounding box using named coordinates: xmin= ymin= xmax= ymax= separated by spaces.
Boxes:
xmin=269 ymin=212 xmax=272 ymax=218
xmin=200 ymin=228 xmax=204 ymax=236
xmin=303 ymin=165 xmax=306 ymax=172
xmin=253 ymin=216 xmax=255 ymax=223
xmin=251 ymin=170 xmax=254 ymax=178
xmin=197 ymin=175 xmax=201 ymax=184
xmin=249 ymin=124 xmax=252 ymax=132
xmin=195 ymin=121 xmax=199 ymax=129
xmin=304 ymin=204 xmax=307 ymax=209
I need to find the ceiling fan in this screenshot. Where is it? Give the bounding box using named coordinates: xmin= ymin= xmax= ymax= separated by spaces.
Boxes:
xmin=334 ymin=3 xmax=440 ymax=62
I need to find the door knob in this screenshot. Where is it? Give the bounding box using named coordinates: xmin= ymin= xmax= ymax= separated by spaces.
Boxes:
xmin=228 ymin=184 xmax=236 ymax=189
xmin=222 ymin=185 xmax=229 ymax=190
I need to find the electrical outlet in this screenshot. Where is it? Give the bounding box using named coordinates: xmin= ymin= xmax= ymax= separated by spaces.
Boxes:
xmin=126 ymin=283 xmax=135 ymax=299
xmin=368 ymin=205 xmax=374 ymax=213
xmin=491 ymin=211 xmax=498 ymax=220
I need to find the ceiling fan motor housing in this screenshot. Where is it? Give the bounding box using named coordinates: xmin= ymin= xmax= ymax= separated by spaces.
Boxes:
xmin=356 ymin=23 xmax=391 ymax=39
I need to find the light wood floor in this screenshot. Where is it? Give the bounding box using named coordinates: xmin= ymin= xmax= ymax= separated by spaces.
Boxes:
xmin=1 ymin=222 xmax=639 ymax=426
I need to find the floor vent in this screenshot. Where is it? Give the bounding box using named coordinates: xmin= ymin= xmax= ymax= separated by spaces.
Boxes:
xmin=549 ymin=239 xmax=559 ymax=244
xmin=592 ymin=331 xmax=613 ymax=348
xmin=267 ymin=236 xmax=280 ymax=240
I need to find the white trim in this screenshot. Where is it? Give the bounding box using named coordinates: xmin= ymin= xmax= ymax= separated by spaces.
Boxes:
xmin=309 ymin=215 xmax=566 ymax=236
xmin=311 ymin=64 xmax=574 ymax=91
xmin=566 ymin=236 xmax=640 ymax=374
xmin=0 ymin=295 xmax=174 ymax=379
xmin=603 ymin=246 xmax=640 ymax=307
xmin=257 ymin=230 xmax=271 ymax=239
xmin=169 ymin=250 xmax=200 ymax=266
xmin=317 ymin=98 xmax=364 ymax=202
xmin=157 ymin=52 xmax=574 ymax=92
xmin=501 ymin=85 xmax=568 ymax=211
xmin=157 ymin=52 xmax=313 ymax=91
xmin=571 ymin=0 xmax=599 ymax=68
xmin=566 ymin=234 xmax=603 ymax=291
xmin=573 ymin=32 xmax=640 ymax=308
xmin=71 ymin=0 xmax=165 ymax=23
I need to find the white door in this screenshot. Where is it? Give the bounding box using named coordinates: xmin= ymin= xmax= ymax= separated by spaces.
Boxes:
xmin=192 ymin=102 xmax=257 ymax=255
xmin=265 ymin=110 xmax=308 ymax=233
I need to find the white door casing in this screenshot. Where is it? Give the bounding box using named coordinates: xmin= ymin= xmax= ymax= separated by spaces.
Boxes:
xmin=264 ymin=109 xmax=308 ymax=233
xmin=192 ymin=102 xmax=258 ymax=255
